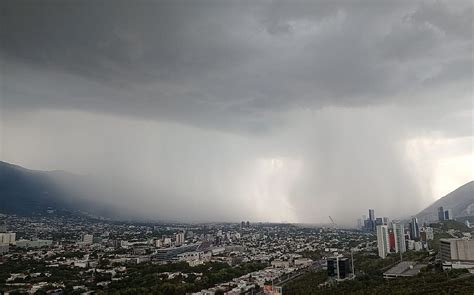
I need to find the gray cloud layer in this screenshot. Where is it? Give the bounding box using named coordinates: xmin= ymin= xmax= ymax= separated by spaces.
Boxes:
xmin=1 ymin=0 xmax=472 ymax=224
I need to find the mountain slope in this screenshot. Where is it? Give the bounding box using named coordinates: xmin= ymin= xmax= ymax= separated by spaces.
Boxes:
xmin=417 ymin=181 xmax=474 ymax=223
xmin=0 ymin=161 xmax=68 ymax=214
xmin=0 ymin=161 xmax=111 ymax=217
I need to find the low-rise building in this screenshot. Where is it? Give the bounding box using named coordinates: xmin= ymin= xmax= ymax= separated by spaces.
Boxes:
xmin=294 ymin=258 xmax=313 ymax=268
xmin=0 ymin=232 xmax=16 ymax=245
xmin=440 ymin=239 xmax=474 ymax=262
xmin=154 ymin=243 xmax=200 ymax=261
xmin=16 ymin=239 xmax=53 ymax=249
xmin=178 ymin=251 xmax=211 ymax=266
xmin=271 ymin=260 xmax=290 ymax=268
xmin=383 ymin=261 xmax=426 ymax=279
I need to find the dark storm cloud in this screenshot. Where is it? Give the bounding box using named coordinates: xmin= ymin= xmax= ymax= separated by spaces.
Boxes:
xmin=1 ymin=0 xmax=471 ymax=133
xmin=0 ymin=0 xmax=472 ymax=224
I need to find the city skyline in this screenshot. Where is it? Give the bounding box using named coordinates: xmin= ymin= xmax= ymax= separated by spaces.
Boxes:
xmin=1 ymin=0 xmax=473 ymax=224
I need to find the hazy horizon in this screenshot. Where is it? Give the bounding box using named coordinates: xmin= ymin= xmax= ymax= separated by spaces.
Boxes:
xmin=1 ymin=0 xmax=473 ymax=224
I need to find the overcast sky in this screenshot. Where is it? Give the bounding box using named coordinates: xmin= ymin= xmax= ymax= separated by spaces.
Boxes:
xmin=1 ymin=0 xmax=472 ymax=224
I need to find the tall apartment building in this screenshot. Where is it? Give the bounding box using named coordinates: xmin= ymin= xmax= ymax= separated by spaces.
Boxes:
xmin=438 ymin=206 xmax=445 ymax=221
xmin=377 ymin=225 xmax=390 ymax=258
xmin=175 ymin=232 xmax=185 ymax=246
xmin=409 ymin=217 xmax=420 ymax=240
xmin=393 ymin=222 xmax=406 ymax=253
xmin=444 ymin=209 xmax=453 ymax=220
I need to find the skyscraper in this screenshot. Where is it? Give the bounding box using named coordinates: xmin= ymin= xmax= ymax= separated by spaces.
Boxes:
xmin=368 ymin=209 xmax=375 ymax=232
xmin=444 ymin=209 xmax=453 ymax=220
xmin=409 ymin=218 xmax=419 ymax=240
xmin=392 ymin=222 xmax=406 ymax=253
xmin=376 ymin=225 xmax=390 ymax=258
xmin=438 ymin=206 xmax=445 ymax=221
xmin=175 ymin=232 xmax=185 ymax=246
xmin=388 ymin=228 xmax=396 ymax=252
xmin=375 ymin=217 xmax=383 ymax=226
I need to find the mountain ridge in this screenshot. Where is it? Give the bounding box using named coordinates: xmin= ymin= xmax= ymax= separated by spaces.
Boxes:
xmin=0 ymin=161 xmax=116 ymax=218
xmin=1 ymin=161 xmax=473 ymax=223
xmin=416 ymin=180 xmax=474 ymax=223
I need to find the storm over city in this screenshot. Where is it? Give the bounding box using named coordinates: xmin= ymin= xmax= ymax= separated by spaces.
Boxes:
xmin=1 ymin=0 xmax=472 ymax=224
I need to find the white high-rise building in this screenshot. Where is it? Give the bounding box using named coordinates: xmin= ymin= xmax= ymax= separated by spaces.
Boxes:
xmin=444 ymin=209 xmax=453 ymax=220
xmin=376 ymin=225 xmax=390 ymax=258
xmin=164 ymin=238 xmax=172 ymax=245
xmin=175 ymin=232 xmax=185 ymax=246
xmin=155 ymin=239 xmax=163 ymax=248
xmin=393 ymin=223 xmax=406 ymax=254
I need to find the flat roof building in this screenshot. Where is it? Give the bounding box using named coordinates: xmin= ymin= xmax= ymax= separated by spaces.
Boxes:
xmin=154 ymin=243 xmax=200 ymax=261
xmin=383 ymin=261 xmax=426 ymax=279
xmin=440 ymin=239 xmax=474 ymax=262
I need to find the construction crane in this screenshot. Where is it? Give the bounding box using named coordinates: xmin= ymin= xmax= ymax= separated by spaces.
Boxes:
xmin=328 ymin=216 xmax=337 ymax=228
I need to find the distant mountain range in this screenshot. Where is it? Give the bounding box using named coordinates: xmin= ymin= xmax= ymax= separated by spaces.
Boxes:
xmin=1 ymin=161 xmax=473 ymax=223
xmin=417 ymin=181 xmax=474 ymax=223
xmin=0 ymin=161 xmax=116 ymax=218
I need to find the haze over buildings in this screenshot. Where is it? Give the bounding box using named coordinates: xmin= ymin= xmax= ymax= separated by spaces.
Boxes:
xmin=0 ymin=0 xmax=473 ymax=224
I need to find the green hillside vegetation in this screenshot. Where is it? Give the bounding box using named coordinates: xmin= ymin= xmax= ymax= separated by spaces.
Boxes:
xmin=283 ymin=250 xmax=473 ymax=294
xmin=318 ymin=269 xmax=473 ymax=294
xmin=431 ymin=220 xmax=470 ymax=232
xmin=428 ymin=220 xmax=471 ymax=251
xmin=102 ymin=261 xmax=266 ymax=295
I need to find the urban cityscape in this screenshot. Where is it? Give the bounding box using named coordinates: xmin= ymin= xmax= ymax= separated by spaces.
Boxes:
xmin=1 ymin=0 xmax=473 ymax=294
xmin=0 ymin=201 xmax=473 ymax=294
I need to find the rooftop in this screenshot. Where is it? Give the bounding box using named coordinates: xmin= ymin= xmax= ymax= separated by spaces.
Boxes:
xmin=383 ymin=261 xmax=426 ymax=278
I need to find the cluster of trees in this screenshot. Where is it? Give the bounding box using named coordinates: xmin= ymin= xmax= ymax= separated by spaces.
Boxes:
xmin=0 ymin=253 xmax=110 ymax=294
xmin=284 ymin=266 xmax=474 ymax=294
xmin=317 ymin=269 xmax=474 ymax=294
xmin=300 ymin=250 xmax=322 ymax=261
xmin=104 ymin=261 xmax=266 ymax=294
xmin=1 ymin=256 xmax=267 ymax=294
xmin=428 ymin=220 xmax=470 ymax=251
xmin=431 ymin=220 xmax=470 ymax=232
xmin=283 ymin=271 xmax=328 ymax=294
xmin=283 ymin=249 xmax=474 ymax=294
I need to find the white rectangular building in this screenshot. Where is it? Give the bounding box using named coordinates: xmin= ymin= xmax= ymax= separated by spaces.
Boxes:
xmin=377 ymin=225 xmax=390 ymax=258
xmin=393 ymin=223 xmax=406 ymax=253
xmin=175 ymin=232 xmax=185 ymax=246
xmin=440 ymin=239 xmax=474 ymax=262
xmin=0 ymin=233 xmax=16 ymax=245
xmin=82 ymin=234 xmax=93 ymax=245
